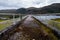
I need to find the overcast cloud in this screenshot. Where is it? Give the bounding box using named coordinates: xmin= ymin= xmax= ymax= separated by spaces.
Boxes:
xmin=0 ymin=0 xmax=60 ymax=9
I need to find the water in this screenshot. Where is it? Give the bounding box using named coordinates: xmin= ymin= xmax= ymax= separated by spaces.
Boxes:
xmin=34 ymin=16 xmax=60 ymax=20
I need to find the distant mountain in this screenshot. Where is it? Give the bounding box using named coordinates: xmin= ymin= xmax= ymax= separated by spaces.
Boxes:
xmin=0 ymin=3 xmax=60 ymax=14
xmin=26 ymin=7 xmax=36 ymax=10
xmin=16 ymin=8 xmax=27 ymax=14
xmin=25 ymin=3 xmax=60 ymax=14
xmin=39 ymin=3 xmax=60 ymax=13
xmin=0 ymin=9 xmax=17 ymax=13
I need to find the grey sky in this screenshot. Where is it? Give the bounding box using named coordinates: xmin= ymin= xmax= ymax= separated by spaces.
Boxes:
xmin=0 ymin=0 xmax=60 ymax=9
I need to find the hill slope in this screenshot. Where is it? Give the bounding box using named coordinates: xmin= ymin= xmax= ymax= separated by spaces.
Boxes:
xmin=0 ymin=3 xmax=60 ymax=14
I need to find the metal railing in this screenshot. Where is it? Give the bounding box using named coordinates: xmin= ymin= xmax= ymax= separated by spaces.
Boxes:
xmin=0 ymin=13 xmax=27 ymax=31
xmin=33 ymin=16 xmax=60 ymax=34
xmin=0 ymin=18 xmax=20 ymax=31
xmin=33 ymin=16 xmax=60 ymax=30
xmin=0 ymin=16 xmax=28 ymax=40
xmin=42 ymin=20 xmax=60 ymax=30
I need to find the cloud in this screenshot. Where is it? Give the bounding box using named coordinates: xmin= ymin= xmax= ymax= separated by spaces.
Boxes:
xmin=0 ymin=0 xmax=60 ymax=9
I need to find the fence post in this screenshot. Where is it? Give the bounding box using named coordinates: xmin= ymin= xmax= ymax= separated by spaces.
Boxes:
xmin=13 ymin=14 xmax=15 ymax=24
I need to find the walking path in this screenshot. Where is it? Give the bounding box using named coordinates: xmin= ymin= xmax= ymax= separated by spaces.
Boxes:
xmin=5 ymin=15 xmax=58 ymax=40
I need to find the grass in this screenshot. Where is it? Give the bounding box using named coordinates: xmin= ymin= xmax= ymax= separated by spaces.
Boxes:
xmin=0 ymin=24 xmax=8 ymax=31
xmin=0 ymin=20 xmax=7 ymax=31
xmin=34 ymin=19 xmax=58 ymax=40
xmin=52 ymin=18 xmax=60 ymax=22
xmin=0 ymin=20 xmax=5 ymax=22
xmin=50 ymin=18 xmax=60 ymax=30
xmin=0 ymin=18 xmax=20 ymax=31
xmin=53 ymin=18 xmax=60 ymax=30
xmin=0 ymin=16 xmax=21 ymax=31
xmin=0 ymin=23 xmax=11 ymax=31
xmin=0 ymin=20 xmax=13 ymax=31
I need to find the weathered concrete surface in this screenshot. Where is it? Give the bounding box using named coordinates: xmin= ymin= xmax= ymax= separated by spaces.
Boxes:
xmin=8 ymin=15 xmax=58 ymax=40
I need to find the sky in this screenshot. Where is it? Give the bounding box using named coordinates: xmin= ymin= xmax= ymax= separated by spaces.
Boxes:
xmin=0 ymin=0 xmax=60 ymax=10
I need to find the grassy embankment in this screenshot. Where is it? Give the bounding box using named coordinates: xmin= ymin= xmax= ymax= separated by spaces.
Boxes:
xmin=52 ymin=18 xmax=60 ymax=22
xmin=33 ymin=18 xmax=58 ymax=40
xmin=0 ymin=15 xmax=16 ymax=31
xmin=48 ymin=18 xmax=60 ymax=30
xmin=0 ymin=20 xmax=13 ymax=31
xmin=0 ymin=20 xmax=6 ymax=22
xmin=0 ymin=15 xmax=19 ymax=31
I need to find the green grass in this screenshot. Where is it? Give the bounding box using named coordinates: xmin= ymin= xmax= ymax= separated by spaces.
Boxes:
xmin=34 ymin=19 xmax=58 ymax=40
xmin=0 ymin=20 xmax=7 ymax=31
xmin=47 ymin=20 xmax=60 ymax=30
xmin=0 ymin=24 xmax=8 ymax=31
xmin=0 ymin=23 xmax=11 ymax=31
xmin=52 ymin=18 xmax=60 ymax=22
xmin=0 ymin=20 xmax=13 ymax=31
xmin=51 ymin=18 xmax=60 ymax=30
xmin=0 ymin=18 xmax=20 ymax=31
xmin=0 ymin=20 xmax=5 ymax=22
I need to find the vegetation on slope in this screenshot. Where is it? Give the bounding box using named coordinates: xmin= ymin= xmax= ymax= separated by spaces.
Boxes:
xmin=33 ymin=18 xmax=58 ymax=40
xmin=52 ymin=18 xmax=60 ymax=22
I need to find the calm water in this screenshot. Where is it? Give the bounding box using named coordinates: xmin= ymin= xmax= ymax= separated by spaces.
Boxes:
xmin=34 ymin=16 xmax=60 ymax=20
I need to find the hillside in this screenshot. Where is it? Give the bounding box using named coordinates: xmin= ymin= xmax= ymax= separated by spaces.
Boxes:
xmin=39 ymin=3 xmax=60 ymax=13
xmin=0 ymin=3 xmax=60 ymax=14
xmin=17 ymin=3 xmax=60 ymax=14
xmin=0 ymin=9 xmax=17 ymax=13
